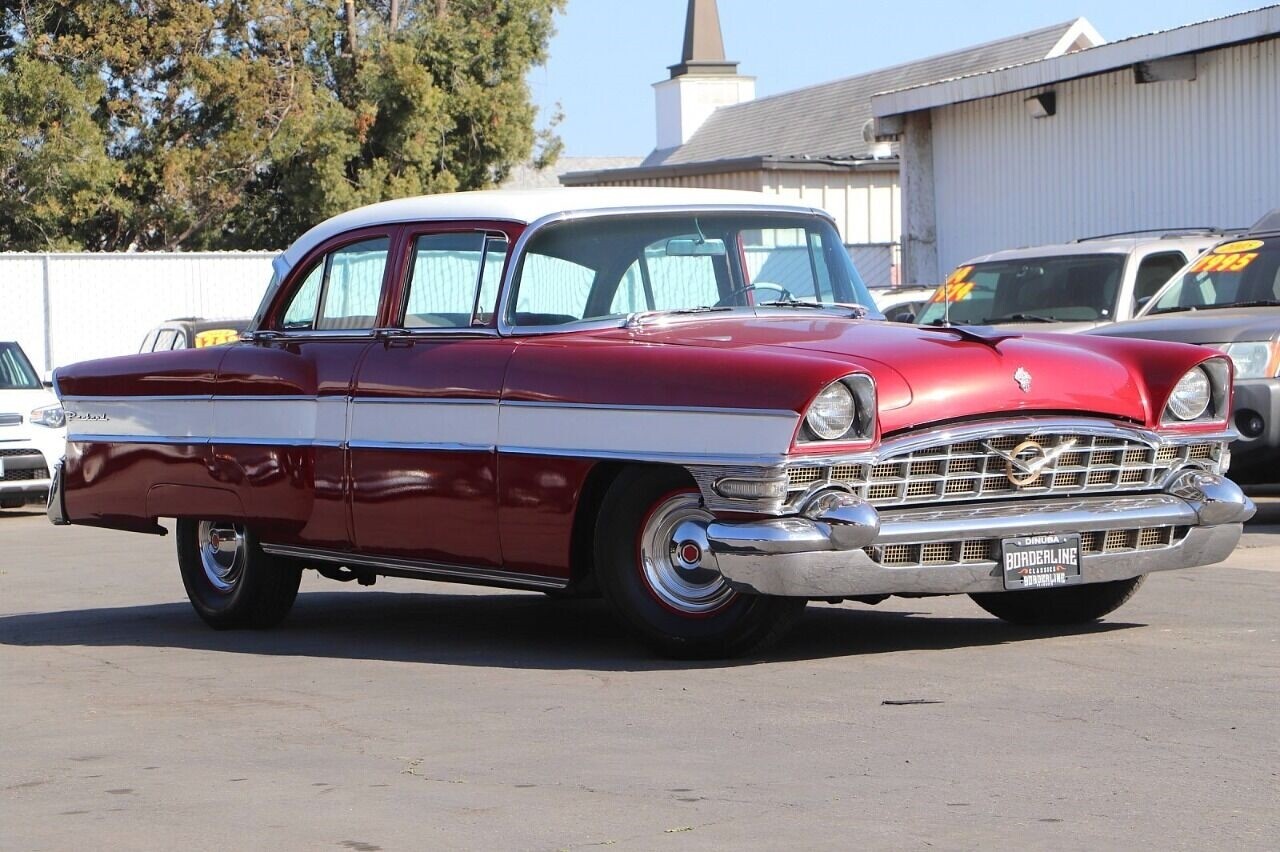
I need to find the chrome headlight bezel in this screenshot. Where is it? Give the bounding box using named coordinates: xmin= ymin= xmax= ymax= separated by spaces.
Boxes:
xmin=29 ymin=404 xmax=66 ymax=429
xmin=800 ymin=374 xmax=876 ymax=443
xmin=1161 ymin=362 xmax=1228 ymax=425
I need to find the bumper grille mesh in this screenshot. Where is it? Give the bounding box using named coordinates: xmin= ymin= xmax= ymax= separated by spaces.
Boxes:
xmin=0 ymin=466 xmax=49 ymax=482
xmin=787 ymin=434 xmax=1222 ymax=509
xmin=864 ymin=526 xmax=1182 ymax=568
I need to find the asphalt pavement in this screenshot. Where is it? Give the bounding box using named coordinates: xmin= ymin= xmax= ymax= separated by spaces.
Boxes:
xmin=2 ymin=500 xmax=1277 ymax=850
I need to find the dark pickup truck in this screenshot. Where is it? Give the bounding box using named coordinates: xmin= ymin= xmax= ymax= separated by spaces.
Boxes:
xmin=1092 ymin=210 xmax=1280 ymax=482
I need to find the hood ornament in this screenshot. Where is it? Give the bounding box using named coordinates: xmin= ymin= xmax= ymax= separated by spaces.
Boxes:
xmin=1014 ymin=367 xmax=1032 ymax=393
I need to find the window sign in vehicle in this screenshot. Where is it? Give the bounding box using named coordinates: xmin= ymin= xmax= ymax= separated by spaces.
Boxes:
xmin=1147 ymin=238 xmax=1280 ymax=314
xmin=917 ymin=254 xmax=1125 ymax=325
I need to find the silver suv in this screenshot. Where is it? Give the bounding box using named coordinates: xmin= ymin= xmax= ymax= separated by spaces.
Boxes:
xmin=916 ymin=231 xmax=1224 ymax=332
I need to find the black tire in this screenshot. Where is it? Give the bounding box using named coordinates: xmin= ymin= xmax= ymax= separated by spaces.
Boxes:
xmin=969 ymin=576 xmax=1145 ymax=626
xmin=593 ymin=467 xmax=806 ymax=659
xmin=176 ymin=519 xmax=302 ymax=629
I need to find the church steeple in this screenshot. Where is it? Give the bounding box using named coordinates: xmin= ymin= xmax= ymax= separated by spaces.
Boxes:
xmin=669 ymin=0 xmax=739 ymax=78
xmin=653 ymin=0 xmax=755 ymax=150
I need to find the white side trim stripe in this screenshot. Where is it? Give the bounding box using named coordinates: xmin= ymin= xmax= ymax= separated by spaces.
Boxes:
xmin=62 ymin=395 xmax=801 ymax=461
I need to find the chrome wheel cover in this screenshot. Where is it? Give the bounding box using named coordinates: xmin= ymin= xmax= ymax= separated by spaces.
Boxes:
xmin=197 ymin=521 xmax=246 ymax=593
xmin=638 ymin=492 xmax=734 ymax=615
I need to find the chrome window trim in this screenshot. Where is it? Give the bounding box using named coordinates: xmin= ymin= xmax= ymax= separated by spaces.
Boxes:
xmin=393 ymin=228 xmax=511 ymax=332
xmin=494 ymin=203 xmax=834 ymax=337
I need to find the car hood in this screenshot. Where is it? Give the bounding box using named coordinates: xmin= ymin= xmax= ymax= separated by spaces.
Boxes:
xmin=1091 ymin=306 xmax=1280 ymax=345
xmin=598 ymin=316 xmax=1167 ymax=433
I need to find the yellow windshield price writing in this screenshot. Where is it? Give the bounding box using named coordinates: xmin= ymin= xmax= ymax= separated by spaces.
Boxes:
xmin=1191 ymin=252 xmax=1259 ymax=274
xmin=932 ymin=267 xmax=975 ymax=303
xmin=194 ymin=329 xmax=241 ymax=348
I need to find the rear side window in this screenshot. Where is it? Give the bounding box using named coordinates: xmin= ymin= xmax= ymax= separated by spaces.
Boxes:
xmin=1133 ymin=252 xmax=1187 ymax=310
xmin=401 ymin=233 xmax=509 ymax=328
xmin=279 ymin=237 xmax=390 ymax=331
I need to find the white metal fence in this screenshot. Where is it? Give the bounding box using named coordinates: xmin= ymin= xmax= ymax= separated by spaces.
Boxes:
xmin=0 ymin=252 xmax=276 ymax=377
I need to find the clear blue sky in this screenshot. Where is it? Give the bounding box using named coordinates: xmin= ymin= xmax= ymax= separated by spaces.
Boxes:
xmin=530 ymin=0 xmax=1261 ymax=156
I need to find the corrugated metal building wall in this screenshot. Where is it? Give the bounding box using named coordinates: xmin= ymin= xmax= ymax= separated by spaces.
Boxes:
xmin=0 ymin=253 xmax=275 ymax=377
xmin=930 ymin=37 xmax=1279 ymax=273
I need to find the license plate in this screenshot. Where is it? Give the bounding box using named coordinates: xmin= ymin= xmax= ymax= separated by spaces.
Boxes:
xmin=1001 ymin=533 xmax=1083 ymax=590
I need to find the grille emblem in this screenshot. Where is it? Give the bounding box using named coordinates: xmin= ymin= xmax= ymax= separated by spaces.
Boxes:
xmin=982 ymin=438 xmax=1078 ymax=487
xmin=1014 ymin=367 xmax=1032 ymax=393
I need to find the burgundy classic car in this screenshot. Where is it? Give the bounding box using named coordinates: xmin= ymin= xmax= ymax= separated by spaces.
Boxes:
xmin=47 ymin=188 xmax=1253 ymax=657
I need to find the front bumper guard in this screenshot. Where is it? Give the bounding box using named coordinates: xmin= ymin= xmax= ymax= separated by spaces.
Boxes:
xmin=704 ymin=469 xmax=1254 ymax=597
xmin=46 ymin=459 xmax=69 ymax=526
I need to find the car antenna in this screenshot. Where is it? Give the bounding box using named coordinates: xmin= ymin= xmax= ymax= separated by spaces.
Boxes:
xmin=943 ymin=276 xmax=952 ymax=327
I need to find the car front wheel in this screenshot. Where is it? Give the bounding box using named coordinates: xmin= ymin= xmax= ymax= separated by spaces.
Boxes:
xmin=594 ymin=467 xmax=806 ymax=659
xmin=176 ymin=519 xmax=302 ymax=629
xmin=969 ymin=576 xmax=1145 ymax=625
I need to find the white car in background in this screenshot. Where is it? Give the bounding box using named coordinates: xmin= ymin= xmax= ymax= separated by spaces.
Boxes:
xmin=915 ymin=231 xmax=1224 ymax=331
xmin=1 ymin=341 xmax=65 ymax=510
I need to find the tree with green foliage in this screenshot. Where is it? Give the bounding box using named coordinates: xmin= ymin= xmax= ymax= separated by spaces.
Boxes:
xmin=0 ymin=0 xmax=563 ymax=251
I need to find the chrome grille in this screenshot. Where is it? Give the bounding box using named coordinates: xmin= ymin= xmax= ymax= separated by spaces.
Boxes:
xmin=0 ymin=449 xmax=43 ymax=458
xmin=787 ymin=434 xmax=1222 ymax=509
xmin=863 ymin=526 xmax=1183 ymax=568
xmin=0 ymin=413 xmax=22 ymax=427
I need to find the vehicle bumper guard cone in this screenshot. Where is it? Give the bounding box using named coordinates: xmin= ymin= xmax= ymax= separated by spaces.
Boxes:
xmin=47 ymin=459 xmax=70 ymax=526
xmin=703 ymin=471 xmax=1254 ymax=598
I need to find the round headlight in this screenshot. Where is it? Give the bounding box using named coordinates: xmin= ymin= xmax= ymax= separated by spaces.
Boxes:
xmin=806 ymin=381 xmax=856 ymax=440
xmin=1166 ymin=368 xmax=1211 ymax=421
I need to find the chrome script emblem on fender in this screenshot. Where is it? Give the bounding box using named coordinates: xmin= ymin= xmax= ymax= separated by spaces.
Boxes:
xmin=1014 ymin=367 xmax=1032 ymax=393
xmin=982 ymin=438 xmax=1078 ymax=487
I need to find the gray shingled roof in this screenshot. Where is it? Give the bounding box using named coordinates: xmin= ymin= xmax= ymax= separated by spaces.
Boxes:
xmin=648 ymin=20 xmax=1082 ymax=166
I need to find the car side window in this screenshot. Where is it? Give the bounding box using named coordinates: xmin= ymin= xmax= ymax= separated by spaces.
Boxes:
xmin=402 ymin=233 xmax=509 ymax=328
xmin=1133 ymin=252 xmax=1186 ymax=311
xmin=279 ymin=238 xmax=389 ymax=332
xmin=282 ymin=262 xmax=324 ymax=329
xmin=317 ymin=238 xmax=390 ymax=330
xmin=154 ymin=329 xmax=177 ymax=351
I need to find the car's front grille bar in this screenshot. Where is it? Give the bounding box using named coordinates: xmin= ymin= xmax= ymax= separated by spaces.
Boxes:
xmin=787 ymin=434 xmax=1222 ymax=510
xmin=863 ymin=525 xmax=1185 ymax=568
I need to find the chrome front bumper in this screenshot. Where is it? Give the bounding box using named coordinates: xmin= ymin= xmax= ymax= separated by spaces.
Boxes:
xmin=704 ymin=470 xmax=1254 ymax=597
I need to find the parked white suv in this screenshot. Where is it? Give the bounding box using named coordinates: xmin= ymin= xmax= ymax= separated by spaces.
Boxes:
xmin=916 ymin=231 xmax=1223 ymax=331
xmin=1 ymin=342 xmax=65 ymax=510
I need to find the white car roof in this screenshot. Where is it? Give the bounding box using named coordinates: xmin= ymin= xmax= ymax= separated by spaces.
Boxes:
xmin=961 ymin=234 xmax=1219 ymax=265
xmin=280 ymin=187 xmax=820 ymax=272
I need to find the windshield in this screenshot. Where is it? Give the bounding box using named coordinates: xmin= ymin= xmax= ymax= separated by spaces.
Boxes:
xmin=1146 ymin=238 xmax=1280 ymax=314
xmin=506 ymin=213 xmax=879 ymax=328
xmin=916 ymin=254 xmax=1125 ymax=325
xmin=0 ymin=342 xmax=41 ymax=390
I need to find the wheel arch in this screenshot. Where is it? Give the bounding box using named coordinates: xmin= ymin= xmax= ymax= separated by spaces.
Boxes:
xmin=568 ymin=460 xmax=698 ymax=589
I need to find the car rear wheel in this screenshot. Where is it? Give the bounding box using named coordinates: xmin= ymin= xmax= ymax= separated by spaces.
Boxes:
xmin=594 ymin=467 xmax=806 ymax=659
xmin=969 ymin=576 xmax=1145 ymax=625
xmin=176 ymin=519 xmax=302 ymax=629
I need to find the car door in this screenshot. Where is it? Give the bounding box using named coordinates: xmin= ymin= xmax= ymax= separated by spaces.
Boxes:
xmin=215 ymin=227 xmax=397 ymax=549
xmin=348 ymin=224 xmax=517 ymax=568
